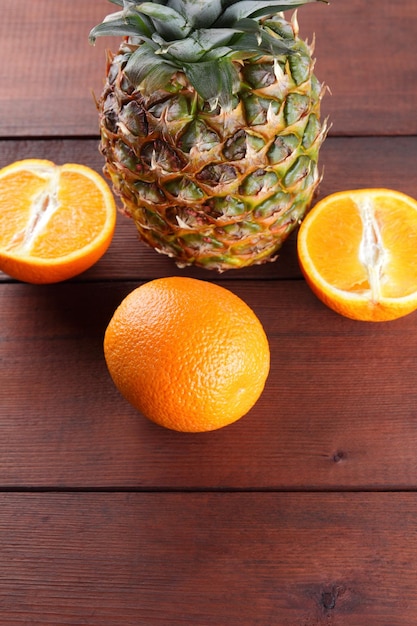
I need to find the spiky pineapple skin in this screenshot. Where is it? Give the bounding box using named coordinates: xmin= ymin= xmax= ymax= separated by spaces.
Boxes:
xmin=98 ymin=17 xmax=326 ymax=271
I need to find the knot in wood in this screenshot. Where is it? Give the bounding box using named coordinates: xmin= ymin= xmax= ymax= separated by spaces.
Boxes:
xmin=321 ymin=590 xmax=337 ymax=610
xmin=332 ymin=450 xmax=346 ymax=463
xmin=320 ymin=585 xmax=345 ymax=611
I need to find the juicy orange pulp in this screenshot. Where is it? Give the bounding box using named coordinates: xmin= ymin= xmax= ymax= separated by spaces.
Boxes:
xmin=0 ymin=159 xmax=116 ymax=283
xmin=297 ymin=189 xmax=417 ymax=321
xmin=104 ymin=277 xmax=270 ymax=432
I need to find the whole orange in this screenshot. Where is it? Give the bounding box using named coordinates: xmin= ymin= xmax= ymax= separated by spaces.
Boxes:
xmin=104 ymin=276 xmax=270 ymax=432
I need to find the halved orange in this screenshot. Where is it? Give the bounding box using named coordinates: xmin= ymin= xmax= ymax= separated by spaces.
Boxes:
xmin=297 ymin=189 xmax=417 ymax=322
xmin=0 ymin=159 xmax=116 ymax=284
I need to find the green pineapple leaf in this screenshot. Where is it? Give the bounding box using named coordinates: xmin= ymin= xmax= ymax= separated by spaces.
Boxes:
xmin=196 ymin=28 xmax=247 ymax=51
xmin=153 ymin=28 xmax=243 ymax=62
xmin=215 ymin=0 xmax=326 ymax=26
xmin=152 ymin=34 xmax=204 ymax=61
xmin=89 ymin=10 xmax=152 ymax=43
xmin=182 ymin=57 xmax=240 ymax=109
xmin=124 ymin=43 xmax=177 ymax=87
xmin=200 ymin=47 xmax=245 ymax=62
xmin=169 ymin=0 xmax=223 ymax=28
xmin=136 ymin=3 xmax=192 ymax=40
xmin=231 ymin=28 xmax=295 ymax=56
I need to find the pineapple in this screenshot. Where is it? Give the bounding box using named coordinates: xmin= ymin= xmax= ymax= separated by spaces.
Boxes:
xmin=90 ymin=0 xmax=328 ymax=271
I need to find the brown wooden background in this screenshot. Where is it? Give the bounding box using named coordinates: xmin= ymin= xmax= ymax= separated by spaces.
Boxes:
xmin=1 ymin=1 xmax=417 ymax=624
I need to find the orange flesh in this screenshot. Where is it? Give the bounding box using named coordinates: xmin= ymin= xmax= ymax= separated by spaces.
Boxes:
xmin=0 ymin=160 xmax=116 ymax=283
xmin=0 ymin=171 xmax=47 ymax=251
xmin=303 ymin=192 xmax=417 ymax=299
xmin=0 ymin=167 xmax=109 ymax=259
xmin=30 ymin=171 xmax=108 ymax=258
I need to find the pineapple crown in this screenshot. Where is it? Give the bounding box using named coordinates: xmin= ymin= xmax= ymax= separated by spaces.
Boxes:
xmin=90 ymin=0 xmax=327 ymax=108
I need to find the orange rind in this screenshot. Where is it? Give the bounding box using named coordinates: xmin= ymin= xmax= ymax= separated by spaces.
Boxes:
xmin=104 ymin=277 xmax=270 ymax=432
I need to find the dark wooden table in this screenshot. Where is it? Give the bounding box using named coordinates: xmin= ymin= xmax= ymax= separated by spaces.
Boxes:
xmin=1 ymin=1 xmax=417 ymax=624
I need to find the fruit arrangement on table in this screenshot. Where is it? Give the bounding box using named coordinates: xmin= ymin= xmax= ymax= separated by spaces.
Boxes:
xmin=1 ymin=0 xmax=417 ymax=431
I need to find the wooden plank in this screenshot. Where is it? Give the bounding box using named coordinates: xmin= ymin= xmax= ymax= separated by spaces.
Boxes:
xmin=0 ymin=492 xmax=416 ymax=625
xmin=0 ymin=0 xmax=416 ymax=137
xmin=1 ymin=136 xmax=417 ymax=283
xmin=302 ymin=0 xmax=417 ymax=136
xmin=2 ymin=279 xmax=417 ymax=489
xmin=0 ymin=0 xmax=111 ymax=137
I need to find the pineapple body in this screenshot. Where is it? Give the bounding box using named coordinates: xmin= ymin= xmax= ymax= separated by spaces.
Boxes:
xmin=94 ymin=8 xmax=327 ymax=271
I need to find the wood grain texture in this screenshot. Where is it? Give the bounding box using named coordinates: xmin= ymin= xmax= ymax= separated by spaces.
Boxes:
xmin=0 ymin=0 xmax=110 ymax=136
xmin=0 ymin=492 xmax=416 ymax=625
xmin=301 ymin=0 xmax=417 ymax=135
xmin=2 ymin=279 xmax=417 ymax=489
xmin=0 ymin=0 xmax=416 ymax=137
xmin=1 ymin=2 xmax=417 ymax=622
